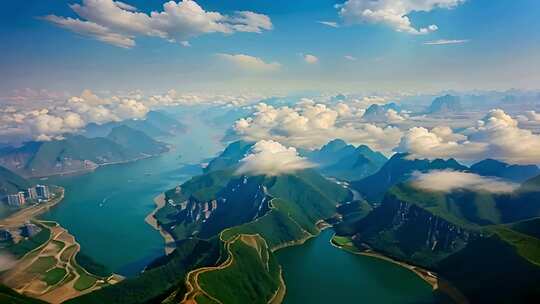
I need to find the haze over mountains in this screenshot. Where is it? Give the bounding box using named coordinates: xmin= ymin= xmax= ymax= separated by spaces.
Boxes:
xmin=2 ymin=98 xmax=540 ymax=304
xmin=0 ymin=111 xmax=182 ymax=177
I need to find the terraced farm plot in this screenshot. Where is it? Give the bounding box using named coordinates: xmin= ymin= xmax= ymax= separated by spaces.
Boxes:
xmin=0 ymin=221 xmax=116 ymax=303
xmin=74 ymin=274 xmax=97 ymax=291
xmin=28 ymin=257 xmax=57 ymax=274
xmin=43 ymin=268 xmax=67 ymax=286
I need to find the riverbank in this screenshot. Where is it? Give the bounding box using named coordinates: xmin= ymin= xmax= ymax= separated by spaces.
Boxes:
xmin=28 ymin=153 xmax=160 ymax=179
xmin=329 ymin=234 xmax=438 ymax=289
xmin=1 ymin=221 xmax=122 ymax=304
xmin=0 ymin=187 xmax=64 ymax=228
xmin=145 ymin=193 xmax=175 ymax=255
xmin=350 ymin=248 xmax=468 ymax=304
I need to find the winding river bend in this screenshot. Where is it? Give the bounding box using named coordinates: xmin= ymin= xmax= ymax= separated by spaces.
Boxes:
xmin=35 ymin=112 xmax=434 ymax=301
xmin=39 ymin=114 xmax=224 ymax=276
xmin=277 ymin=229 xmax=435 ymax=303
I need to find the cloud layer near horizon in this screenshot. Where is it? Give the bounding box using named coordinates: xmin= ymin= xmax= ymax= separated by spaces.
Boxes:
xmin=411 ymin=170 xmax=519 ymax=193
xmin=0 ymin=89 xmax=267 ymax=143
xmin=233 ymin=100 xmax=403 ymax=152
xmin=236 ymin=140 xmax=315 ymax=176
xmin=397 ymin=109 xmax=540 ymax=164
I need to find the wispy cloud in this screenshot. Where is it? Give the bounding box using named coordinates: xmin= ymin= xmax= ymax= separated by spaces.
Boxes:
xmin=217 ymin=53 xmax=281 ymax=72
xmin=424 ymin=39 xmax=469 ymax=45
xmin=303 ymin=54 xmax=319 ymax=64
xmin=411 ymin=170 xmax=519 ymax=193
xmin=344 ymin=55 xmax=357 ymax=61
xmin=317 ymin=21 xmax=339 ymax=28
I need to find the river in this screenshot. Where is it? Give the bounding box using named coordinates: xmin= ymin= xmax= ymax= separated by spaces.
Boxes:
xmin=34 ymin=109 xmax=435 ymax=301
xmin=276 ymin=229 xmax=435 ymax=304
xmin=39 ymin=111 xmax=224 ymax=276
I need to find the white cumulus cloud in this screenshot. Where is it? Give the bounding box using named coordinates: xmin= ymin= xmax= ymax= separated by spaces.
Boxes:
xmin=233 ymin=102 xmax=402 ymax=152
xmin=397 ymin=109 xmax=540 ymax=164
xmin=43 ymin=0 xmax=272 ymax=48
xmin=0 ymin=90 xmax=149 ymax=142
xmin=236 ymin=140 xmax=315 ymax=176
xmin=336 ymin=0 xmax=465 ymax=35
xmin=411 ymin=170 xmax=519 ymax=193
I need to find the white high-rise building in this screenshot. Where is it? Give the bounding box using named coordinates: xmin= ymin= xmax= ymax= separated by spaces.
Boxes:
xmin=27 ymin=187 xmax=38 ymax=200
xmin=36 ymin=184 xmax=50 ymax=199
xmin=7 ymin=192 xmax=26 ymax=207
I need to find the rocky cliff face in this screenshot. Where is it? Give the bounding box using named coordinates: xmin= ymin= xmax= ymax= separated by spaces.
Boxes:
xmin=164 ymin=175 xmax=272 ymax=239
xmin=354 ymin=195 xmax=480 ymax=266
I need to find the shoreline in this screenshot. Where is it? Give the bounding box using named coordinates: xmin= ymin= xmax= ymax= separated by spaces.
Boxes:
xmin=26 ymin=154 xmax=158 ymax=180
xmin=2 ymin=220 xmax=123 ymax=303
xmin=0 ymin=187 xmax=65 ymax=228
xmin=329 ymin=235 xmax=438 ymax=289
xmin=270 ymin=219 xmax=330 ymax=252
xmin=145 ymin=193 xmax=175 ymax=255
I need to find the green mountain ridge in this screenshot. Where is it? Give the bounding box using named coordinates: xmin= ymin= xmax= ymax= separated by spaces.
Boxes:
xmin=351 ymin=152 xmax=467 ymax=202
xmin=338 ymin=173 xmax=540 ymax=303
xmin=0 ymin=165 xmax=31 ymax=196
xmin=307 ymin=139 xmax=388 ymax=181
xmin=0 ymin=126 xmax=168 ymax=177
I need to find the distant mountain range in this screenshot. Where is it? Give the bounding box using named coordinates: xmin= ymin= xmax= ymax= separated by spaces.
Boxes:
xmin=83 ymin=111 xmax=186 ymax=138
xmin=426 ymin=94 xmax=462 ymax=114
xmin=362 ymin=103 xmax=401 ymax=121
xmin=0 ymin=166 xmax=31 ymax=197
xmin=61 ymin=138 xmax=540 ymax=304
xmin=0 ymin=125 xmax=168 ymax=177
xmin=306 ymin=139 xmax=387 ymax=181
xmin=351 ymin=153 xmax=467 ymax=202
xmin=470 ymin=158 xmax=540 ymax=182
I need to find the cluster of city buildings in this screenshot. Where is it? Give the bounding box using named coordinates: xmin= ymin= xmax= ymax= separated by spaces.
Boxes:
xmin=5 ymin=184 xmax=51 ymax=207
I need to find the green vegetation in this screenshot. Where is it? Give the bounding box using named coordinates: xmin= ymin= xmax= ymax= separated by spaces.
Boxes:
xmin=308 ymin=139 xmax=388 ymax=181
xmin=493 ymin=226 xmax=540 ymax=266
xmin=41 ymin=221 xmax=58 ymax=228
xmin=511 ymin=217 xmax=540 ymax=239
xmin=4 ymin=228 xmax=51 ymax=258
xmin=0 ymin=125 xmax=167 ymax=177
xmin=67 ymin=238 xmax=220 ymax=304
xmin=106 ymin=125 xmax=168 ymax=156
xmin=334 ymin=200 xmax=373 ymax=235
xmin=203 ymin=140 xmax=254 ymax=173
xmin=51 ymin=240 xmax=65 ymax=251
xmin=221 ymin=207 xmax=307 ymax=249
xmin=43 ymin=267 xmax=67 ymax=286
xmin=0 ymin=165 xmax=31 ymax=195
xmin=351 ymin=153 xmax=467 ymax=202
xmin=217 ymin=170 xmax=350 ymax=249
xmin=75 ymin=252 xmax=112 ymax=278
xmin=198 ymin=236 xmax=281 ymax=304
xmin=60 ymin=245 xmax=78 ymax=263
xmin=436 ymin=235 xmax=540 ymax=303
xmin=0 ymin=285 xmax=48 ymax=304
xmin=74 ymin=273 xmax=97 ymax=291
xmin=28 ymin=256 xmax=56 ymax=274
xmin=331 ymin=235 xmax=359 ymax=253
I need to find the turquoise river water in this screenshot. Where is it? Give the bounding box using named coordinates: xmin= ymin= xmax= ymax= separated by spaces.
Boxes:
xmin=31 ymin=110 xmax=435 ymax=302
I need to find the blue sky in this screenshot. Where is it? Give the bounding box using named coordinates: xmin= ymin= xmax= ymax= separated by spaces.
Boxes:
xmin=1 ymin=0 xmax=539 ymax=95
